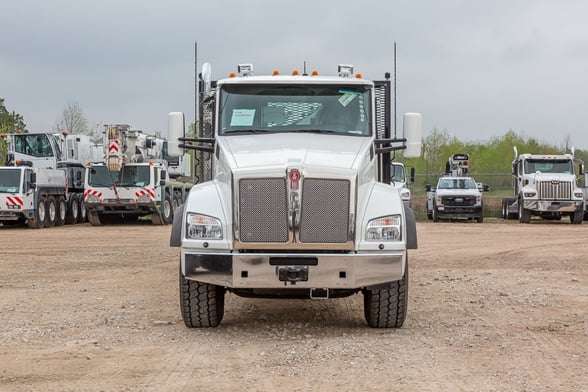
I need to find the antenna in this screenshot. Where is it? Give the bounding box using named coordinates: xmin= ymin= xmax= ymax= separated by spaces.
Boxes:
xmin=194 ymin=41 xmax=198 ymax=137
xmin=303 ymin=61 xmax=308 ymax=76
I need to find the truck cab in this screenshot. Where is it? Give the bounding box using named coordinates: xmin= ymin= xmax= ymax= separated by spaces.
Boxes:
xmin=168 ymin=63 xmax=422 ymax=328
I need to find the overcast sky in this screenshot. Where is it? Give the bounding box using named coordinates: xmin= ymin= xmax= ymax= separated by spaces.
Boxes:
xmin=2 ymin=0 xmax=588 ymax=149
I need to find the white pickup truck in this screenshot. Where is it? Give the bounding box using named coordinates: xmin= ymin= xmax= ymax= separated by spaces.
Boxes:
xmin=426 ymin=176 xmax=484 ymax=223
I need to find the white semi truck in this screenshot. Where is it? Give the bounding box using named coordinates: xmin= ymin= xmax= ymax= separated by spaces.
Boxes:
xmin=501 ymin=147 xmax=584 ymax=224
xmin=0 ymin=132 xmax=100 ymax=228
xmin=84 ymin=124 xmax=191 ymax=225
xmin=168 ymin=62 xmax=422 ymax=328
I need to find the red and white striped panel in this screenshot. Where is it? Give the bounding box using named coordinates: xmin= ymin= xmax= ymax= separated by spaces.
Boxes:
xmin=5 ymin=196 xmax=24 ymax=207
xmin=108 ymin=140 xmax=120 ymax=153
xmin=84 ymin=189 xmax=103 ymax=200
xmin=135 ymin=188 xmax=155 ymax=201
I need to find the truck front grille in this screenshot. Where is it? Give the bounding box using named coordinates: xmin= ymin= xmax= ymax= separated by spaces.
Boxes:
xmin=238 ymin=177 xmax=351 ymax=244
xmin=299 ymin=179 xmax=350 ymax=243
xmin=538 ymin=181 xmax=572 ymax=200
xmin=441 ymin=196 xmax=476 ymax=206
xmin=239 ymin=179 xmax=289 ymax=243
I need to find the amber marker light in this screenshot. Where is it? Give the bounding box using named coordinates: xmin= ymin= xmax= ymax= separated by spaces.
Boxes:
xmin=311 ymin=70 xmax=319 ymax=76
xmin=273 ymin=70 xmax=280 ymax=76
xmin=229 ymin=72 xmax=236 ymax=78
xmin=356 ymin=73 xmax=363 ymax=78
xmin=292 ymin=70 xmax=299 ymax=76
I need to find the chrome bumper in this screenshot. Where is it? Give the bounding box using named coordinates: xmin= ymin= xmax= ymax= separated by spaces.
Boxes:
xmin=524 ymin=200 xmax=583 ymax=212
xmin=181 ymin=251 xmax=405 ymax=289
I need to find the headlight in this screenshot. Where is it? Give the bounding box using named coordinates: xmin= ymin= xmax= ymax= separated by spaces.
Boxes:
xmin=366 ymin=215 xmax=401 ymax=241
xmin=523 ymin=191 xmax=536 ymax=198
xmin=86 ymin=194 xmax=100 ymax=203
xmin=574 ymin=191 xmax=583 ymax=198
xmin=137 ymin=193 xmax=151 ymax=203
xmin=186 ymin=213 xmax=223 ymax=240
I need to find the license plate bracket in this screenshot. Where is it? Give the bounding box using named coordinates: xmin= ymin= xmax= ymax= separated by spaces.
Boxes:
xmin=277 ymin=266 xmax=309 ymax=283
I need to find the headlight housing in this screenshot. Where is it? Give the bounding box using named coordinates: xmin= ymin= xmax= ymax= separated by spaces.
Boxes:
xmin=400 ymin=189 xmax=411 ymax=202
xmin=137 ymin=193 xmax=151 ymax=203
xmin=366 ymin=215 xmax=401 ymax=241
xmin=85 ymin=193 xmax=100 ymax=203
xmin=186 ymin=213 xmax=223 ymax=240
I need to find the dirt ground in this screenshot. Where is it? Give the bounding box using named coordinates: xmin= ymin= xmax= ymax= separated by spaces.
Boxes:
xmin=1 ymin=219 xmax=586 ymax=391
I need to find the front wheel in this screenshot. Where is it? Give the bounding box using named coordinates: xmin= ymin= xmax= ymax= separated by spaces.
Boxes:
xmin=518 ymin=200 xmax=531 ymax=224
xmin=363 ymin=258 xmax=408 ymax=328
xmin=570 ymin=209 xmax=583 ymax=224
xmin=179 ymin=269 xmax=225 ymax=328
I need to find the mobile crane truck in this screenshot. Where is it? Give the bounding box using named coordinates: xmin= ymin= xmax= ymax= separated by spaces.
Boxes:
xmin=168 ymin=62 xmax=422 ymax=328
xmin=0 ymin=132 xmax=99 ymax=228
xmin=84 ymin=124 xmax=191 ymax=225
xmin=502 ymin=147 xmax=584 ymax=224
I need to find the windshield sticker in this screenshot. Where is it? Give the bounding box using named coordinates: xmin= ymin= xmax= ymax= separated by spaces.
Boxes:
xmin=338 ymin=90 xmax=359 ymax=107
xmin=230 ymin=109 xmax=256 ymax=126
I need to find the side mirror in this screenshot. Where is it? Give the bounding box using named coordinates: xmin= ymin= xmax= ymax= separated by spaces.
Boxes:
xmin=410 ymin=167 xmax=415 ymax=183
xmin=579 ymin=163 xmax=585 ymax=176
xmin=483 ymin=184 xmax=490 ymax=192
xmin=160 ymin=170 xmax=167 ymax=186
xmin=167 ymin=112 xmax=185 ymax=157
xmin=402 ymin=113 xmax=422 ymax=158
xmin=512 ymin=163 xmax=517 ymax=175
xmin=75 ymin=170 xmax=82 ymax=181
xmin=425 ymin=184 xmax=431 ymax=192
xmin=30 ymin=172 xmax=37 ymax=191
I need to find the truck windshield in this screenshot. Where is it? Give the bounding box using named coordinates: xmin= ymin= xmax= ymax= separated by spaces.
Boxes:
xmin=118 ymin=165 xmax=151 ymax=187
xmin=524 ymin=159 xmax=573 ymax=174
xmin=89 ymin=166 xmax=118 ymax=186
xmin=0 ymin=169 xmax=21 ymax=193
xmin=390 ymin=164 xmax=406 ymax=183
xmin=438 ymin=178 xmax=477 ymax=190
xmin=219 ymin=84 xmax=371 ymax=136
xmin=12 ymin=134 xmax=57 ymax=158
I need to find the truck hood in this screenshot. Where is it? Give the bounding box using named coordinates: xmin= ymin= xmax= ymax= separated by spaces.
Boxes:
xmin=218 ymin=133 xmax=371 ymax=170
xmin=528 ymin=173 xmax=577 ymax=182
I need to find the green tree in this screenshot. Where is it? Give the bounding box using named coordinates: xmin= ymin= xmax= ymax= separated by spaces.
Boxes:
xmin=0 ymin=98 xmax=27 ymax=164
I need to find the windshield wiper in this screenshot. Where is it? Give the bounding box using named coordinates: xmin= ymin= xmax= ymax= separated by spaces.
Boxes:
xmin=223 ymin=129 xmax=271 ymax=135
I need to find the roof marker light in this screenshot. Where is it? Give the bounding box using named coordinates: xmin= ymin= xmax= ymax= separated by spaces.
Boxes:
xmin=311 ymin=70 xmax=319 ymax=76
xmin=355 ymin=73 xmax=363 ymax=79
xmin=292 ymin=70 xmax=299 ymax=76
xmin=273 ymin=70 xmax=280 ymax=76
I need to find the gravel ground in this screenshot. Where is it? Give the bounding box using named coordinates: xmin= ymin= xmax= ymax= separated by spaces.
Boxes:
xmin=0 ymin=219 xmax=586 ymax=391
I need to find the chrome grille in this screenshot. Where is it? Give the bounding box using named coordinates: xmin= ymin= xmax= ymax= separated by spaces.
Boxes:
xmin=538 ymin=181 xmax=572 ymax=200
xmin=239 ymin=179 xmax=288 ymax=243
xmin=299 ymin=179 xmax=350 ymax=243
xmin=441 ymin=196 xmax=476 ymax=206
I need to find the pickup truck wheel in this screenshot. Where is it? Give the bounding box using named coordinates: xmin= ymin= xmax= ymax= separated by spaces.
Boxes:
xmin=27 ymin=197 xmax=47 ymax=229
xmin=518 ymin=200 xmax=531 ymax=224
xmin=180 ymin=270 xmax=225 ymax=328
xmin=363 ymin=258 xmax=408 ymax=328
xmin=432 ymin=206 xmax=440 ymax=222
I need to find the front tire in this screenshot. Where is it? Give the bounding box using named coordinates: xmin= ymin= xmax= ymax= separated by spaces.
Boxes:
xmin=518 ymin=200 xmax=531 ymax=224
xmin=180 ymin=270 xmax=225 ymax=328
xmin=571 ymin=209 xmax=583 ymax=224
xmin=27 ymin=197 xmax=47 ymax=229
xmin=363 ymin=258 xmax=408 ymax=328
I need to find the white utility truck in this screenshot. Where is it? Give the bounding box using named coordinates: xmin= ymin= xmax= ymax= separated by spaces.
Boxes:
xmin=426 ymin=154 xmax=484 ymax=223
xmin=501 ymin=147 xmax=584 ymax=224
xmin=0 ymin=132 xmax=99 ymax=228
xmin=168 ymin=62 xmax=422 ymax=328
xmin=84 ymin=124 xmax=191 ymax=225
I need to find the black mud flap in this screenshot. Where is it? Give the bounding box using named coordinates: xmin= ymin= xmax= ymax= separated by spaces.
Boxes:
xmin=170 ymin=204 xmax=185 ymax=247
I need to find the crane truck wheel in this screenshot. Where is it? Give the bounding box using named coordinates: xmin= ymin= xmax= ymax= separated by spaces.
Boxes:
xmin=65 ymin=194 xmax=79 ymax=225
xmin=55 ymin=196 xmax=67 ymax=226
xmin=45 ymin=196 xmax=58 ymax=227
xmin=363 ymin=257 xmax=408 ymax=328
xmin=77 ymin=193 xmax=87 ymax=223
xmin=27 ymin=197 xmax=47 ymax=229
xmin=162 ymin=193 xmax=173 ymax=224
xmin=87 ymin=211 xmax=102 ymax=226
xmin=179 ymin=268 xmax=225 ymax=328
